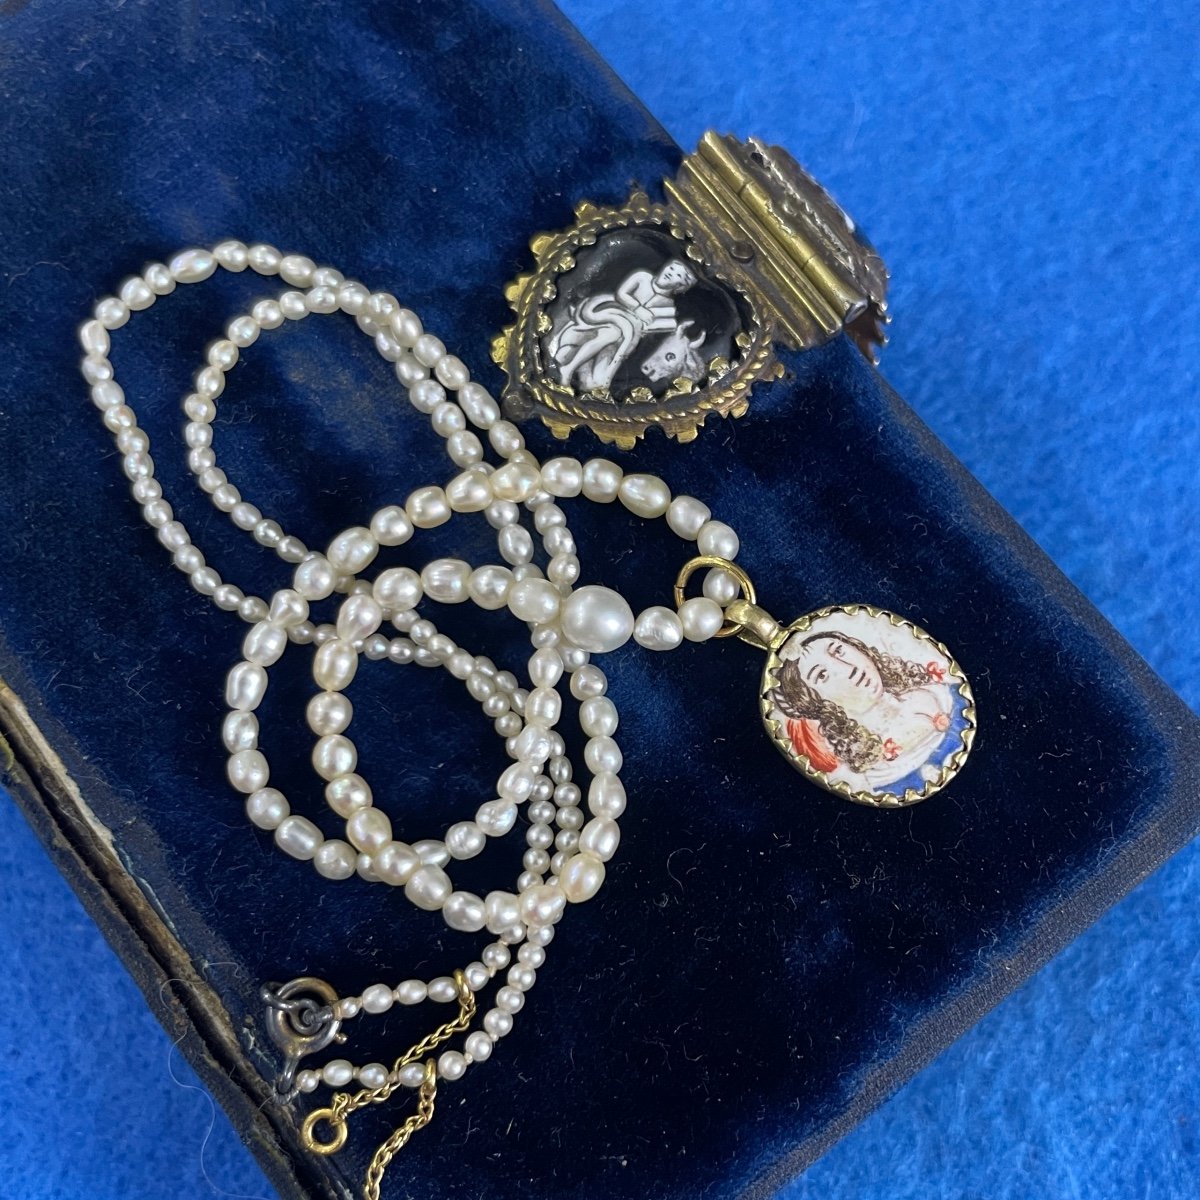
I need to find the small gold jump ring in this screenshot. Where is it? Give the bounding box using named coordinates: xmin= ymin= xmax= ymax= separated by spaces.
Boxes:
xmin=673 ymin=556 xmax=757 ymax=639
xmin=301 ymin=1107 xmax=349 ymax=1155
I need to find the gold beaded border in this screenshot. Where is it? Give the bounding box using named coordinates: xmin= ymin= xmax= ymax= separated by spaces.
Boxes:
xmin=759 ymin=604 xmax=977 ymax=808
xmin=492 ymin=190 xmax=783 ymax=449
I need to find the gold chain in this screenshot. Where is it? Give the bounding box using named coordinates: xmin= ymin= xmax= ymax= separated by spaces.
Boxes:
xmin=300 ymin=969 xmax=477 ymax=1199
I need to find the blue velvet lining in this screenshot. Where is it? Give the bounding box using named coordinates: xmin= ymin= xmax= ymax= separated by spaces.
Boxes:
xmin=1 ymin=2 xmax=1198 ymax=1198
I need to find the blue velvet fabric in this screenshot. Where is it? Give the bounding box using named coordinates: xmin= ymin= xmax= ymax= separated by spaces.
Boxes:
xmin=0 ymin=2 xmax=1198 ymax=1199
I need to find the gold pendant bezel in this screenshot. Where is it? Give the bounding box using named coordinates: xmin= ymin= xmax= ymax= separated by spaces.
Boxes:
xmin=759 ymin=604 xmax=977 ymax=808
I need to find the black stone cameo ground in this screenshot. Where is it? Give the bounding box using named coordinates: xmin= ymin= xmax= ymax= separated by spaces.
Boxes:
xmin=540 ymin=228 xmax=749 ymax=401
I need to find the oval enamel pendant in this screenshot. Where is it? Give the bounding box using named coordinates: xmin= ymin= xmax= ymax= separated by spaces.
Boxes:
xmin=761 ymin=605 xmax=976 ymax=807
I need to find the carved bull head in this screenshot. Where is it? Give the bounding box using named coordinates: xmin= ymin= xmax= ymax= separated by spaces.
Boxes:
xmin=640 ymin=321 xmax=708 ymax=383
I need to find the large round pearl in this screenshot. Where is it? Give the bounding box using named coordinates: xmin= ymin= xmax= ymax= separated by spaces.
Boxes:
xmin=561 ymin=586 xmax=634 ymax=653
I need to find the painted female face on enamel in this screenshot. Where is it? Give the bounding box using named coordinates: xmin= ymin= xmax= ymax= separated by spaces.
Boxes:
xmin=796 ymin=635 xmax=883 ymax=717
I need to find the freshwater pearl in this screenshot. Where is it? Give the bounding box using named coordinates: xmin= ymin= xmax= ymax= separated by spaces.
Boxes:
xmin=405 ymin=865 xmax=452 ymax=911
xmin=588 ymin=773 xmax=627 ymax=819
xmin=443 ymin=891 xmax=487 ymax=932
xmin=274 ymin=815 xmax=322 ymax=861
xmin=313 ymin=840 xmax=357 ymax=880
xmin=347 ymin=808 xmax=392 ymax=853
xmin=327 ymin=526 xmax=378 ymax=574
xmin=169 ymin=248 xmax=216 ymax=282
xmin=445 ymin=821 xmax=486 ymax=860
xmin=222 ymin=710 xmax=259 ymax=753
xmin=679 ymin=596 xmax=725 ymax=642
xmin=618 ymin=473 xmax=671 ymax=518
xmin=561 ymin=586 xmax=634 ymax=653
xmin=362 ymin=984 xmax=394 ymax=1015
xmin=468 ymin=564 xmax=514 ymax=610
xmin=519 ymin=884 xmax=566 ymax=928
xmin=633 ymin=605 xmax=684 ymax=651
xmin=227 ymin=749 xmax=269 ymax=793
xmin=696 ymin=519 xmax=740 ymax=560
xmin=314 ymin=638 xmax=358 ymax=691
xmin=225 ymin=662 xmax=267 ymax=711
xmin=485 ymin=891 xmax=522 ymax=934
xmin=540 ymin=457 xmax=583 ymax=497
xmin=373 ymin=566 xmax=422 ymax=611
xmin=578 ymin=817 xmax=621 ymax=862
xmin=395 ymin=979 xmax=427 ymax=1006
xmin=325 ymin=773 xmax=372 ymax=817
xmin=294 ymin=555 xmax=337 ymax=601
xmin=312 ymin=734 xmax=357 ymax=782
xmin=475 ymin=801 xmax=518 ymax=840
xmin=370 ymin=505 xmax=414 ymax=546
xmin=666 ymin=495 xmax=712 ymax=540
xmin=406 ymin=485 xmax=450 ymax=528
xmin=703 ymin=567 xmax=741 ymax=605
xmin=446 ymin=469 xmax=492 ymax=512
xmin=418 ymin=557 xmax=469 ymax=604
xmin=336 ymin=594 xmax=383 ymax=642
xmin=373 ymin=841 xmax=420 ymax=886
xmin=561 ymin=852 xmax=606 ymax=903
xmin=507 ymin=578 xmax=561 ymax=624
xmin=246 ymin=788 xmax=289 ymax=831
xmin=579 ymin=696 xmax=618 ymax=737
xmin=243 ymin=621 xmax=287 ymax=666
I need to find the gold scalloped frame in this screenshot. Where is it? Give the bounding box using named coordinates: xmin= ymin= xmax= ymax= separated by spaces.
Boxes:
xmin=491 ymin=190 xmax=783 ymax=449
xmin=759 ymin=604 xmax=977 ymax=808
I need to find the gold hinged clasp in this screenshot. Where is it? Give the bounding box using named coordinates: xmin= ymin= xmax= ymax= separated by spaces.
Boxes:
xmin=666 ymin=132 xmax=889 ymax=364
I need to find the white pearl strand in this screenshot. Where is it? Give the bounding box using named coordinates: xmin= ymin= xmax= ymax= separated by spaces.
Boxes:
xmin=81 ymin=241 xmax=745 ymax=1094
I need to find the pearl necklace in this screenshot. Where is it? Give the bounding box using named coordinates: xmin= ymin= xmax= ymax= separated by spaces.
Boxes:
xmin=80 ymin=241 xmax=761 ymax=1195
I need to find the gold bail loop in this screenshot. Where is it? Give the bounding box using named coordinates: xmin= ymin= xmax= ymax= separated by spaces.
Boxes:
xmin=673 ymin=555 xmax=780 ymax=649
